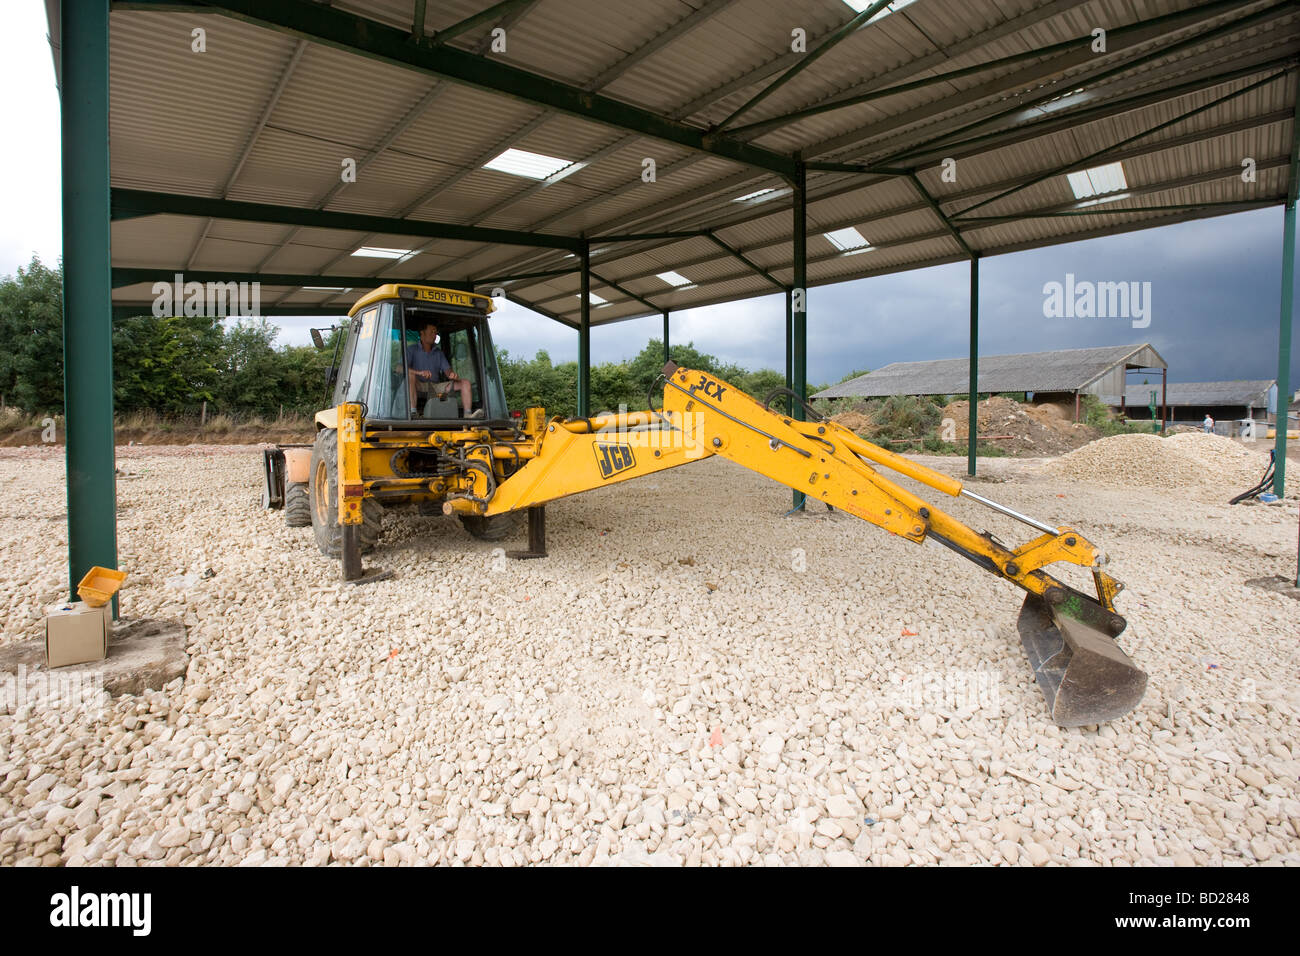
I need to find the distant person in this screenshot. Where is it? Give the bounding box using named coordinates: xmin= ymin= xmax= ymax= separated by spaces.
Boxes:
xmin=406 ymin=320 xmax=475 ymax=416
xmin=1202 ymin=414 xmax=1215 ymax=434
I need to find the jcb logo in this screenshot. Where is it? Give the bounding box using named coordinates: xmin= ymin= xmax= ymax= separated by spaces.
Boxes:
xmin=594 ymin=442 xmax=636 ymax=479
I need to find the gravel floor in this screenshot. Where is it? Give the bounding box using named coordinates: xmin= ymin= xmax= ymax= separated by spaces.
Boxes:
xmin=1 ymin=446 xmax=1297 ymax=866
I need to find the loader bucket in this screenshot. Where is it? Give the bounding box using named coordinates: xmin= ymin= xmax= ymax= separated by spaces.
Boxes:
xmin=1016 ymin=590 xmax=1147 ymax=727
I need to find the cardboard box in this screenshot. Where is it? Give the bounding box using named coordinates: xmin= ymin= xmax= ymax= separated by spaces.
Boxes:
xmin=45 ymin=601 xmax=111 ymax=668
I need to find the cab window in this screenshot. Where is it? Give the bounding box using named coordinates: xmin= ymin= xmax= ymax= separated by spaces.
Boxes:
xmin=401 ymin=306 xmax=484 ymax=420
xmin=340 ymin=307 xmax=378 ymax=404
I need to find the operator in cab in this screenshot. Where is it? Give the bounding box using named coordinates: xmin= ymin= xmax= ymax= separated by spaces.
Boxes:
xmin=407 ymin=319 xmax=477 ymax=417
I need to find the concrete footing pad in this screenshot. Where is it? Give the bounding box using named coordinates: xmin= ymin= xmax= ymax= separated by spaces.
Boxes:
xmin=0 ymin=618 xmax=189 ymax=696
xmin=1245 ymin=575 xmax=1300 ymax=601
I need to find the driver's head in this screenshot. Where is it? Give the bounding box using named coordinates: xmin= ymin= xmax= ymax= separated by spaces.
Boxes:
xmin=418 ymin=320 xmax=438 ymax=349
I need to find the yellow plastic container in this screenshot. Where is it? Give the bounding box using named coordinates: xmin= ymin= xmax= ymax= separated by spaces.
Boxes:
xmin=77 ymin=566 xmax=126 ymax=607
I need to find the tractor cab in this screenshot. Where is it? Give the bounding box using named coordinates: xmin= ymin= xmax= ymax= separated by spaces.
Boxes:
xmin=333 ymin=284 xmax=509 ymax=423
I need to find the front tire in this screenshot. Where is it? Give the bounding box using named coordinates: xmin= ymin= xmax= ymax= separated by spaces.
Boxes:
xmin=284 ymin=482 xmax=311 ymax=527
xmin=309 ymin=429 xmax=382 ymax=557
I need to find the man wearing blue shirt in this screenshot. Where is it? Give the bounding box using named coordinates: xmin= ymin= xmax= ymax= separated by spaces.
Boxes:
xmin=406 ymin=320 xmax=474 ymax=416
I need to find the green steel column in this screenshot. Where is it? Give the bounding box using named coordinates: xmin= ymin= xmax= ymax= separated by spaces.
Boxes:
xmin=578 ymin=241 xmax=591 ymax=417
xmin=1274 ymin=200 xmax=1294 ymax=499
xmin=662 ymin=310 xmax=669 ymax=364
xmin=784 ymin=288 xmax=793 ymax=411
xmin=60 ymin=0 xmax=117 ymax=602
xmin=968 ymin=254 xmax=980 ymax=477
xmin=792 ymin=162 xmax=807 ymax=510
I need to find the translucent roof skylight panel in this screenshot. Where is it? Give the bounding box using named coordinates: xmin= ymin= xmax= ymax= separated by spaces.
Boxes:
xmin=483 ymin=148 xmax=583 ymax=180
xmin=656 ymin=271 xmax=693 ymax=287
xmin=1067 ymin=162 xmax=1127 ymax=198
xmin=823 ymin=226 xmax=871 ymax=250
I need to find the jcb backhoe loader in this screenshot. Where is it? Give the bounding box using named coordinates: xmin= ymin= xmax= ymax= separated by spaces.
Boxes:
xmin=263 ymin=284 xmax=1147 ymax=727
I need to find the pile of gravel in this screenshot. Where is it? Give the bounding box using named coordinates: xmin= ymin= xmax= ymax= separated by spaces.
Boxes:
xmin=1042 ymin=433 xmax=1287 ymax=497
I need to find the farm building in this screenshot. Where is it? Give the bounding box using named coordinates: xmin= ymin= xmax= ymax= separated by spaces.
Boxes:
xmin=1121 ymin=379 xmax=1277 ymax=423
xmin=814 ymin=343 xmax=1168 ymax=420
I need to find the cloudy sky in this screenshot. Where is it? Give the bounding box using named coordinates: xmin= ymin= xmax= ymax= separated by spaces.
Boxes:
xmin=4 ymin=1 xmax=1297 ymax=390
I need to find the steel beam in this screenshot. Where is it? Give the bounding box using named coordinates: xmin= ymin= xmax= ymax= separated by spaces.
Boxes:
xmin=584 ymin=0 xmax=736 ymax=92
xmin=908 ymin=173 xmax=974 ymax=258
xmin=1274 ymin=85 xmax=1299 ymax=500
xmin=179 ymin=0 xmax=797 ymax=178
xmin=431 ymin=0 xmax=534 ymax=44
xmin=727 ymin=0 xmax=1092 ymax=142
xmin=792 ymin=162 xmax=807 ymax=511
xmin=663 ymin=310 xmax=670 ymax=364
xmin=705 ymin=233 xmax=786 ymax=290
xmin=784 ymin=287 xmax=793 ymax=415
xmin=955 ymin=199 xmax=1279 ymax=226
xmin=949 ymin=71 xmax=1290 ymax=220
xmin=968 ymin=255 xmax=979 ymax=477
xmin=579 ymin=241 xmax=591 ymax=417
xmin=716 ymin=0 xmax=893 ymax=130
xmin=888 ymin=53 xmax=1300 ymax=169
xmin=589 ymin=271 xmax=660 ymax=313
xmin=473 ymin=267 xmax=575 ymax=287
xmin=504 ymin=293 xmax=578 ymax=330
xmin=113 ymin=304 xmax=350 ymax=319
xmin=730 ymin=0 xmax=1259 ymax=141
xmin=590 ymin=232 xmax=710 ymax=242
xmin=60 ymin=0 xmax=116 ymax=602
xmin=111 ymin=268 xmax=459 ymax=290
xmin=111 ymin=188 xmax=582 ymax=250
xmin=807 ymin=0 xmax=1294 ymax=164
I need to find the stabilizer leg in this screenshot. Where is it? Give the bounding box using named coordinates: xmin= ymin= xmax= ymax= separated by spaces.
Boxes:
xmin=340 ymin=523 xmax=394 ymax=585
xmin=507 ymin=506 xmax=547 ymax=560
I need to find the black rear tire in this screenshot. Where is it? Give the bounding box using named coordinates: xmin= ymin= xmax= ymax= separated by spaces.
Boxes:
xmin=459 ymin=513 xmax=521 ymax=541
xmin=284 ymin=482 xmax=311 ymax=527
xmin=309 ymin=429 xmax=382 ymax=557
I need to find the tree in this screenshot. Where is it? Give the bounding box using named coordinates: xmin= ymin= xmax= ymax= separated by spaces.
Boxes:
xmin=626 ymin=338 xmax=725 ymax=399
xmin=0 ymin=257 xmax=64 ymax=413
xmin=740 ymin=368 xmax=786 ymax=403
xmin=498 ymin=349 xmax=577 ymax=416
xmin=218 ymin=319 xmax=284 ymax=414
xmin=112 ymin=314 xmax=224 ymax=413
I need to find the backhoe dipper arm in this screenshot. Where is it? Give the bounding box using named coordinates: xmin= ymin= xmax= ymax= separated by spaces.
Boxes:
xmin=662 ymin=364 xmax=1124 ymax=613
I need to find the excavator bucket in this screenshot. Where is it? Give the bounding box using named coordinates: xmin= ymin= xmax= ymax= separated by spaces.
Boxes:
xmin=1016 ymin=590 xmax=1148 ymax=727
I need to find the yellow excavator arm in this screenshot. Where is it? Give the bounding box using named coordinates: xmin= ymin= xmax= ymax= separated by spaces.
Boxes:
xmin=454 ymin=362 xmax=1147 ymax=726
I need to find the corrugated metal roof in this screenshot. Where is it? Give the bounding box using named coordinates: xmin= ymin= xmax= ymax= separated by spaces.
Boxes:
xmin=815 ymin=343 xmax=1167 ymax=398
xmin=83 ymin=0 xmax=1300 ymax=323
xmin=1121 ymin=379 xmax=1275 ymax=406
